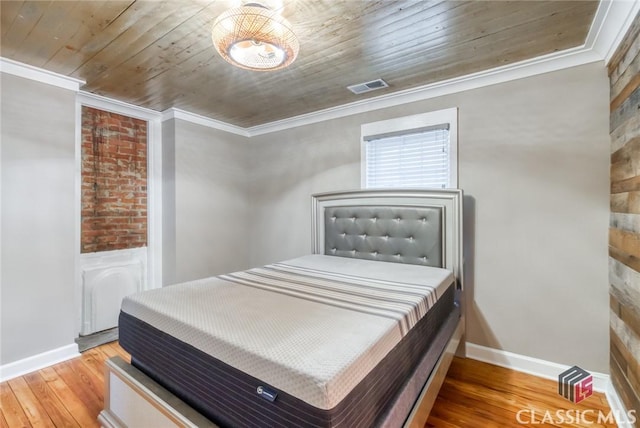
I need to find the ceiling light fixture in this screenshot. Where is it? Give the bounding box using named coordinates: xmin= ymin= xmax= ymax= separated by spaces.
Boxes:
xmin=211 ymin=2 xmax=299 ymax=71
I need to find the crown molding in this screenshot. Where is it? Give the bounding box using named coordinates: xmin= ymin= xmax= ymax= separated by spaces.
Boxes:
xmin=590 ymin=0 xmax=640 ymax=64
xmin=246 ymin=47 xmax=601 ymax=136
xmin=0 ymin=57 xmax=84 ymax=91
xmin=78 ymin=91 xmax=161 ymax=121
xmin=244 ymin=0 xmax=634 ymax=136
xmin=161 ymin=108 xmax=250 ymax=137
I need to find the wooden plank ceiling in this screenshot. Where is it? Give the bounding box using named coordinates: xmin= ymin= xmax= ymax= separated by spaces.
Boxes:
xmin=1 ymin=0 xmax=598 ymax=127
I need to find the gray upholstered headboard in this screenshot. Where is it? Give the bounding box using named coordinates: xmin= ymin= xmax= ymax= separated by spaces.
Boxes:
xmin=312 ymin=189 xmax=464 ymax=289
xmin=324 ymin=205 xmax=443 ymax=267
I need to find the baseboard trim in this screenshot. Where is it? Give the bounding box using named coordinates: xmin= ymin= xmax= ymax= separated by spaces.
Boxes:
xmin=465 ymin=342 xmax=609 ymax=393
xmin=606 ymin=380 xmax=637 ymax=428
xmin=0 ymin=344 xmax=80 ymax=382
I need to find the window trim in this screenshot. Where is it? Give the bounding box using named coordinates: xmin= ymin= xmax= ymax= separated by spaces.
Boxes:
xmin=360 ymin=108 xmax=458 ymax=189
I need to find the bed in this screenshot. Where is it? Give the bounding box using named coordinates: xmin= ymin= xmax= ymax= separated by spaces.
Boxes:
xmin=99 ymin=189 xmax=464 ymax=428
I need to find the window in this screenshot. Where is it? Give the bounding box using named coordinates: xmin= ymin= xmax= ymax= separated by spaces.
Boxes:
xmin=361 ymin=108 xmax=457 ymax=189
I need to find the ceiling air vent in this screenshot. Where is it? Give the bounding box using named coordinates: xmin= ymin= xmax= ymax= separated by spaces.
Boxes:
xmin=347 ymin=79 xmax=389 ymax=95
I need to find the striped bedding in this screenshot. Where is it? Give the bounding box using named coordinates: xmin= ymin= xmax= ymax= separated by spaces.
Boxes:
xmin=120 ymin=254 xmax=453 ymax=411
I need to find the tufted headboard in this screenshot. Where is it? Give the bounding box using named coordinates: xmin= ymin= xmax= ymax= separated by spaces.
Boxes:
xmin=324 ymin=205 xmax=443 ymax=267
xmin=312 ymin=189 xmax=463 ymax=289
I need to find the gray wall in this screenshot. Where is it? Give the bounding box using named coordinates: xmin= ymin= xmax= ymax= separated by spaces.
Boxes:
xmin=163 ymin=119 xmax=251 ymax=284
xmin=0 ymin=61 xmax=610 ymax=376
xmin=247 ymin=62 xmax=611 ymax=373
xmin=162 ymin=119 xmax=177 ymax=285
xmin=1 ymin=73 xmax=77 ymax=364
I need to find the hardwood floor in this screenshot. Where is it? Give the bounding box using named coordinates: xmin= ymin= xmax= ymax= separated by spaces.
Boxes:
xmin=427 ymin=358 xmax=616 ymax=428
xmin=0 ymin=343 xmax=129 ymax=428
xmin=0 ymin=343 xmax=616 ymax=428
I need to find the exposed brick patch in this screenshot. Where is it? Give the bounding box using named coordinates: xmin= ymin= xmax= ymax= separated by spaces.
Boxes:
xmin=81 ymin=106 xmax=147 ymax=253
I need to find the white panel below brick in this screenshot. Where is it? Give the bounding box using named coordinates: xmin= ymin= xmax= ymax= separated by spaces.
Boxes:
xmin=80 ymin=247 xmax=147 ymax=336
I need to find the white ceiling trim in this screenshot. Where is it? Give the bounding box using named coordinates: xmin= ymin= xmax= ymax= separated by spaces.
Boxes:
xmin=78 ymin=91 xmax=161 ymax=121
xmin=245 ymin=0 xmax=633 ymax=136
xmin=0 ymin=57 xmax=84 ymax=92
xmin=247 ymin=47 xmax=601 ymax=136
xmin=152 ymin=41 xmax=601 ymax=137
xmin=161 ymin=108 xmax=250 ymax=137
xmin=591 ymin=0 xmax=640 ymax=64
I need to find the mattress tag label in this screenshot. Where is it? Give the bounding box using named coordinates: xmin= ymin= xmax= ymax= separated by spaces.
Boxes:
xmin=256 ymin=385 xmax=278 ymax=402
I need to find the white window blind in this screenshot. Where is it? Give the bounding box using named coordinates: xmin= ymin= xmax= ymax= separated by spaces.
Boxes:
xmin=365 ymin=125 xmax=450 ymax=188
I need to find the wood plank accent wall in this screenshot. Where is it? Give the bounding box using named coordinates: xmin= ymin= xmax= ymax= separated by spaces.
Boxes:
xmin=609 ymin=12 xmax=640 ymax=426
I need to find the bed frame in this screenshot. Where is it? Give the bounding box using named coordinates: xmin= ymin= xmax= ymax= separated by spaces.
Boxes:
xmin=99 ymin=189 xmax=464 ymax=428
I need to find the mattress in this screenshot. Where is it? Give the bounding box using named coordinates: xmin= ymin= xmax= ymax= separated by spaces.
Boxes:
xmin=119 ymin=254 xmax=455 ymax=427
